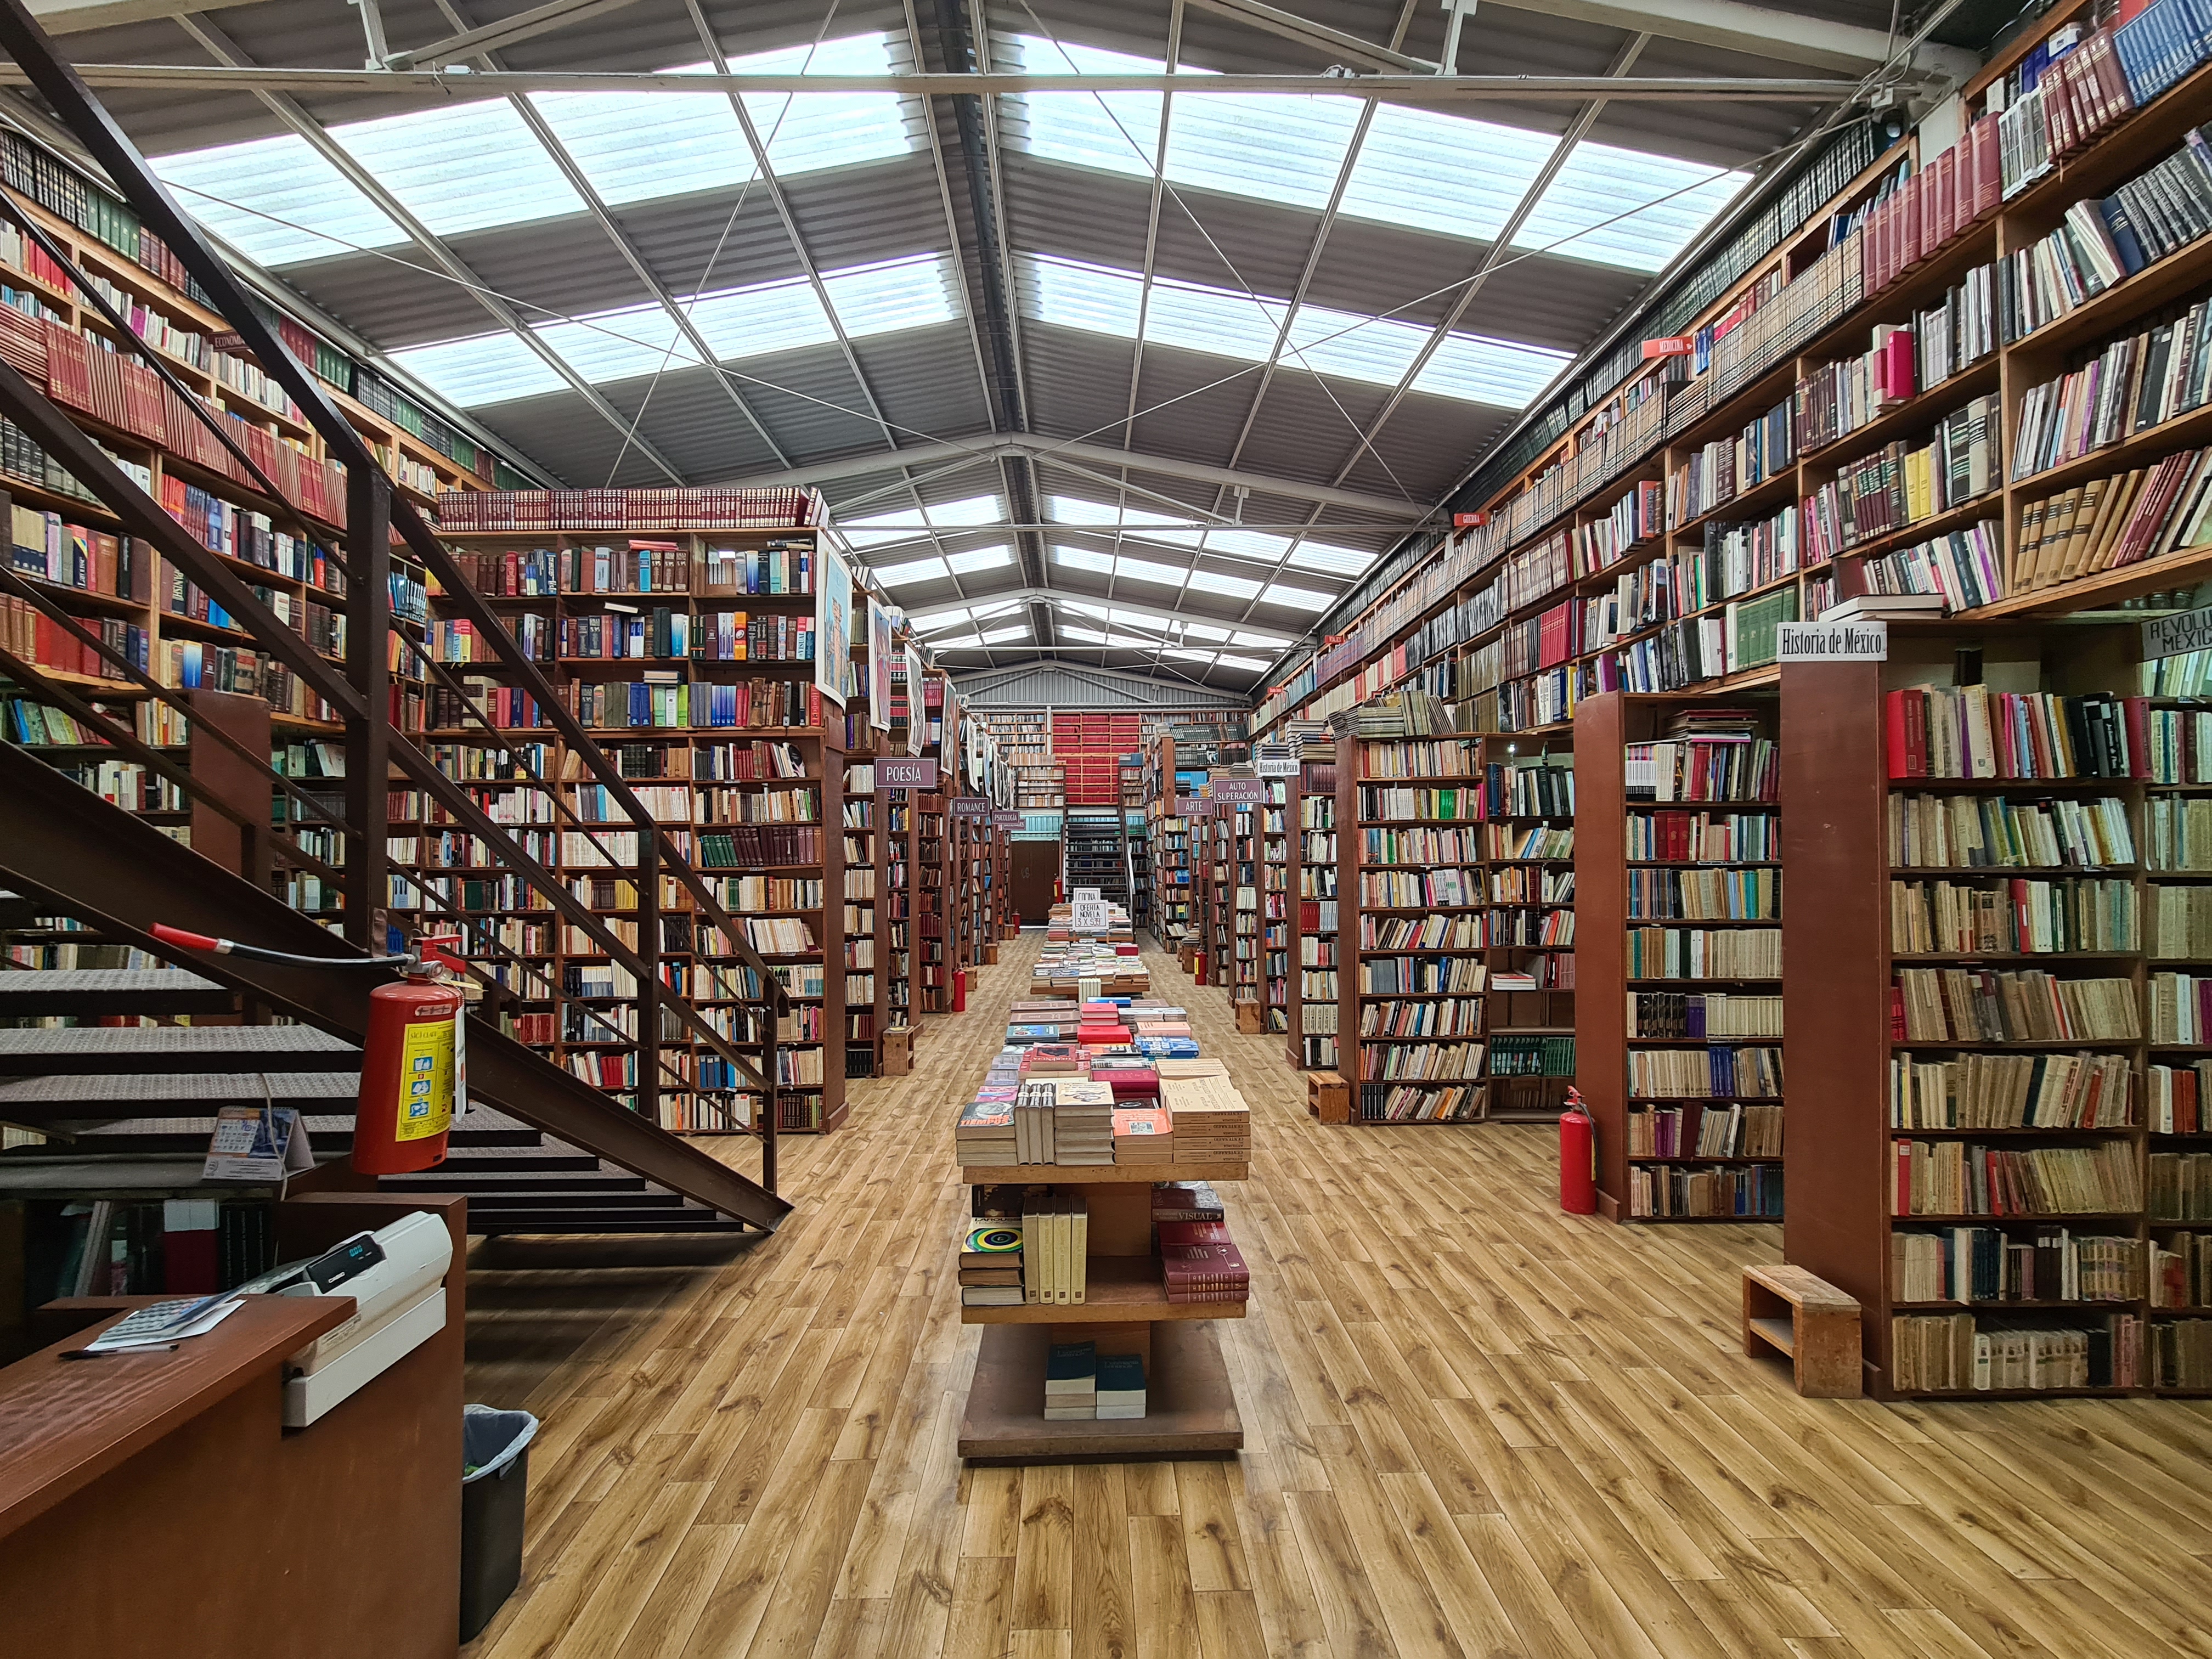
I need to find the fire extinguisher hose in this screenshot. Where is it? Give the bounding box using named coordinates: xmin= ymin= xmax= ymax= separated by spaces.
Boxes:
xmin=149 ymin=923 xmax=411 ymax=969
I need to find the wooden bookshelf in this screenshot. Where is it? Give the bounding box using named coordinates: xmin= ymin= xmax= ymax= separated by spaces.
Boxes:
xmin=1580 ymin=691 xmax=1784 ymax=1220
xmin=1335 ymin=733 xmax=1489 ymax=1123
xmin=1250 ymin=25 xmax=2212 ymax=757
xmin=424 ymin=526 xmax=848 ymax=1134
xmin=1782 ymin=656 xmax=2173 ymax=1396
xmin=1284 ymin=750 xmax=1341 ymax=1071
xmin=1478 ymin=734 xmax=1578 ymax=1119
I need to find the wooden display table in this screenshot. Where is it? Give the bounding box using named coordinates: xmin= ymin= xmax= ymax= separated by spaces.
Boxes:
xmin=957 ymin=1158 xmax=1249 ymax=1463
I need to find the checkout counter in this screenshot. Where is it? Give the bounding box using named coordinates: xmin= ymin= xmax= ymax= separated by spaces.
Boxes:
xmin=0 ymin=1193 xmax=466 ymax=1659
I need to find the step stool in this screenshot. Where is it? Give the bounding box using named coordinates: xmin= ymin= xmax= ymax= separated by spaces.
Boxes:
xmin=1235 ymin=998 xmax=1263 ymax=1035
xmin=1307 ymin=1071 xmax=1351 ymax=1125
xmin=1742 ymin=1264 xmax=1862 ymax=1397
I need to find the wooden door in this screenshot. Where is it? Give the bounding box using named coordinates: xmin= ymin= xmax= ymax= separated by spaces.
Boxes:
xmin=1009 ymin=841 xmax=1061 ymax=924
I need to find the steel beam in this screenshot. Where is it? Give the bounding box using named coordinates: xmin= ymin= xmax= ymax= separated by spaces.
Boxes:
xmin=382 ymin=0 xmax=648 ymax=70
xmin=0 ymin=64 xmax=1867 ymax=99
xmin=720 ymin=433 xmax=1424 ymax=520
xmin=1181 ymin=0 xmax=1436 ymax=73
xmin=1478 ymin=0 xmax=1978 ymax=81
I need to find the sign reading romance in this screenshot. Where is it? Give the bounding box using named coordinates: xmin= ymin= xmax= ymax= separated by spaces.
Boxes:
xmin=951 ymin=798 xmax=991 ymax=817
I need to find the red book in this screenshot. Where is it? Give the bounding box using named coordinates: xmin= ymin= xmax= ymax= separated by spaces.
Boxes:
xmin=1155 ymin=1221 xmax=1233 ymax=1248
xmin=2123 ymin=696 xmax=2149 ymax=779
xmin=1884 ymin=689 xmax=1913 ymax=779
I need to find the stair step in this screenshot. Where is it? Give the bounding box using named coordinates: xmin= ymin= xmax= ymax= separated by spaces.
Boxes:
xmin=449 ymin=1187 xmax=688 ymax=1209
xmin=0 ymin=968 xmax=238 ymax=1015
xmin=381 ymin=1169 xmax=647 ymax=1194
xmin=0 ymin=1025 xmax=356 ymax=1074
xmin=466 ymin=1207 xmax=747 ymax=1234
xmin=0 ymin=1072 xmax=360 ymax=1124
xmin=0 ymin=1113 xmax=544 ymax=1156
xmin=398 ymin=1149 xmax=600 ymax=1175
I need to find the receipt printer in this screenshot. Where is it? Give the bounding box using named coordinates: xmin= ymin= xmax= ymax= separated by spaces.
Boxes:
xmin=263 ymin=1211 xmax=453 ymax=1427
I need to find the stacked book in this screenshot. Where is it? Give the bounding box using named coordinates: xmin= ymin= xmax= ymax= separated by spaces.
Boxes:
xmin=955 ymin=1091 xmax=1018 ymax=1166
xmin=1052 ymin=1080 xmax=1116 ymax=1166
xmin=958 ymin=1217 xmax=1024 ymax=1307
xmin=1111 ymin=1104 xmax=1175 ymax=1162
xmin=1158 ymin=1072 xmax=1254 ymax=1163
xmin=1021 ymin=1191 xmax=1090 ymax=1303
xmin=1151 ymin=1182 xmax=1251 ymax=1307
xmin=1042 ymin=1341 xmax=1148 ymax=1420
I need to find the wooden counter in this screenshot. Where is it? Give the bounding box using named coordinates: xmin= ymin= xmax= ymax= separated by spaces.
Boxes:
xmin=0 ymin=1193 xmax=464 ymax=1659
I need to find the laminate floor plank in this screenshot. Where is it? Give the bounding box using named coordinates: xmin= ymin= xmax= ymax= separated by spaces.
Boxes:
xmin=455 ymin=939 xmax=2212 ymax=1659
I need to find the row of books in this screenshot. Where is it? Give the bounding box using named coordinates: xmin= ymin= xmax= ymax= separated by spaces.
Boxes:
xmin=1888 ymin=791 xmax=2135 ymax=870
xmin=1625 ymin=991 xmax=1781 ymax=1039
xmin=1892 ymin=1138 xmax=2143 ymax=1216
xmin=1890 ymin=1313 xmax=2140 ymax=1391
xmin=1624 ymin=866 xmax=1778 ymax=920
xmin=1894 ymin=968 xmax=2141 ymax=1042
xmin=1624 ymin=809 xmax=1775 ymax=863
xmin=1627 ymin=1164 xmax=1782 ymax=1218
xmin=1626 ymin=1101 xmax=1782 ymax=1159
xmin=1625 ymin=1045 xmax=1782 ymax=1100
xmin=1623 ymin=926 xmax=1780 ymax=980
xmin=2015 ymin=446 xmax=2212 ymax=594
xmin=1894 ymin=1226 xmax=2139 ymax=1306
xmin=1888 ymin=875 xmax=2139 ymax=955
xmin=433 ymin=487 xmax=823 ymax=533
xmin=1883 ymin=687 xmax=2140 ymax=780
xmin=1888 ymin=1049 xmax=2137 ymax=1130
xmin=2011 ymin=311 xmax=2212 ymax=482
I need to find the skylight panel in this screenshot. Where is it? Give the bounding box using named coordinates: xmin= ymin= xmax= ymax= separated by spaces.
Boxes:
xmin=1052 ymin=546 xmax=1118 ymax=575
xmin=386 ymin=331 xmax=566 ymax=407
xmin=331 ymin=99 xmax=586 ymax=241
xmin=152 ymin=135 xmax=404 ymax=266
xmin=1286 ymin=541 xmax=1376 ymax=577
xmin=1186 ymin=568 xmax=1260 ymax=600
xmin=1009 ymin=36 xmax=1746 ymax=277
xmin=816 ymin=255 xmax=958 ymax=338
xmin=1232 ymin=629 xmax=1291 ymax=647
xmin=1112 ymin=555 xmax=1194 ymax=588
xmin=1414 ymin=331 xmax=1572 ymax=409
xmin=1164 ymin=647 xmax=1217 ymax=664
xmin=387 ymin=257 xmax=955 ymax=408
xmin=980 ymin=625 xmax=1029 ymax=643
xmin=842 ymin=493 xmax=1005 ymax=550
xmin=530 ymin=36 xmax=913 ymax=209
xmin=1218 ymin=653 xmax=1269 ymax=670
xmin=1179 ymin=622 xmax=1230 ymax=642
xmin=876 ymin=556 xmax=951 ymax=587
xmin=1515 ymin=142 xmax=1748 ymax=273
xmin=946 ymin=546 xmax=1014 ymax=575
xmin=1062 ymin=625 xmax=1109 ymax=644
xmin=1023 ymin=257 xmax=1565 ymax=409
xmin=1342 ymin=105 xmax=1558 ymax=242
xmin=1012 ymin=36 xmax=1363 ymax=215
xmin=1259 ymin=583 xmax=1333 ymax=611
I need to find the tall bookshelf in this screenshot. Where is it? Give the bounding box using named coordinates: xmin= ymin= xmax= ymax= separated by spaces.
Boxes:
xmin=1479 ymin=736 xmax=1579 ymax=1119
xmin=1581 ymin=691 xmax=1782 ymax=1220
xmin=1336 ymin=733 xmax=1488 ymax=1122
xmin=841 ymin=628 xmax=882 ymax=1080
xmin=427 ymin=524 xmax=848 ymax=1134
xmin=1228 ymin=787 xmax=1262 ymax=1015
xmin=1250 ymin=14 xmax=2212 ymax=761
xmin=1780 ymin=654 xmax=2194 ymax=1397
xmin=1204 ymin=808 xmax=1233 ymax=989
xmin=1125 ymin=806 xmax=1152 ymax=933
xmin=1149 ymin=802 xmax=1193 ymax=950
xmin=1285 ymin=751 xmax=1340 ymax=1071
xmin=1259 ymin=777 xmax=1292 ymax=1035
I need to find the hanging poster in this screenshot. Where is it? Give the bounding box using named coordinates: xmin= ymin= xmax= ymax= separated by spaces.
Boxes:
xmin=815 ymin=545 xmax=852 ymax=708
xmin=868 ymin=597 xmax=893 ymax=730
xmin=906 ymin=645 xmax=926 ymax=754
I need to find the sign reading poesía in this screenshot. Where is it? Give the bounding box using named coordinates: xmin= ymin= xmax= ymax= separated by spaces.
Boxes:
xmin=1209 ymin=778 xmax=1268 ymax=805
xmin=1777 ymin=620 xmax=1888 ymax=662
xmin=876 ymin=758 xmax=938 ymax=789
xmin=2143 ymin=603 xmax=2212 ymax=661
xmin=992 ymin=809 xmax=1024 ymax=828
xmin=951 ymin=798 xmax=991 ymax=817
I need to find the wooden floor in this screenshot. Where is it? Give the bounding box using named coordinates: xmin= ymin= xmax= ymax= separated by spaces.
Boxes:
xmin=461 ymin=935 xmax=2212 ymax=1659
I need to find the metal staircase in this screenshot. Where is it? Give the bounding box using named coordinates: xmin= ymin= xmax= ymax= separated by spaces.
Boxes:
xmin=0 ymin=18 xmax=792 ymax=1242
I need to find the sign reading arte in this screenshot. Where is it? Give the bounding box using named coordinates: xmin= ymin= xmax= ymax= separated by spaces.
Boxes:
xmin=951 ymin=798 xmax=991 ymax=817
xmin=1777 ymin=620 xmax=1888 ymax=662
xmin=992 ymin=809 xmax=1025 ymax=828
xmin=1178 ymin=797 xmax=1213 ymax=817
xmin=1209 ymin=778 xmax=1268 ymax=805
xmin=876 ymin=758 xmax=938 ymax=789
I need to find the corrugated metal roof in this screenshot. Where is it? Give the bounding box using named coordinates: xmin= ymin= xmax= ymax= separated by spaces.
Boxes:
xmin=55 ymin=0 xmax=1915 ymax=689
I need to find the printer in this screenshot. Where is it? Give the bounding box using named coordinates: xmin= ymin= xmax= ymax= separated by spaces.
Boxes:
xmin=241 ymin=1211 xmax=454 ymax=1427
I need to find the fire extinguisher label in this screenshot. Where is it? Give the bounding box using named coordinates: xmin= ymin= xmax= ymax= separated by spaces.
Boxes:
xmin=395 ymin=1014 xmax=456 ymax=1142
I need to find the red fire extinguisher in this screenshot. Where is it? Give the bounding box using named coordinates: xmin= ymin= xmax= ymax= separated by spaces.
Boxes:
xmin=150 ymin=924 xmax=466 ymax=1175
xmin=1559 ymin=1087 xmax=1598 ymax=1215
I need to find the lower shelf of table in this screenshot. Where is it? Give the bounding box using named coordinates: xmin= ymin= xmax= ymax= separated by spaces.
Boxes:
xmin=958 ymin=1319 xmax=1244 ymax=1463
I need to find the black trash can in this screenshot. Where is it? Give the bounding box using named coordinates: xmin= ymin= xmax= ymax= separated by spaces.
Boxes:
xmin=460 ymin=1404 xmax=538 ymax=1642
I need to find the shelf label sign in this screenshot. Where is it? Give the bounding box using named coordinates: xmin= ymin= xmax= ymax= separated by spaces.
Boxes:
xmin=1255 ymin=742 xmax=1297 ymax=778
xmin=877 ymin=758 xmax=937 ymax=789
xmin=951 ymin=798 xmax=991 ymax=817
xmin=992 ymin=810 xmax=1024 ymax=828
xmin=1209 ymin=778 xmax=1268 ymax=805
xmin=1071 ymin=899 xmax=1111 ymax=930
xmin=1071 ymin=887 xmax=1102 ymax=902
xmin=1777 ymin=620 xmax=1887 ymax=662
xmin=2142 ymin=603 xmax=2212 ymax=661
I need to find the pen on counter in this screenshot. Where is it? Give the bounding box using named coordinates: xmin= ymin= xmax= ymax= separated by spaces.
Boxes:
xmin=61 ymin=1342 xmax=182 ymax=1360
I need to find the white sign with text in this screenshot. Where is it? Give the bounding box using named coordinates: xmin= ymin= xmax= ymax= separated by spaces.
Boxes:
xmin=1777 ymin=620 xmax=1888 ymax=662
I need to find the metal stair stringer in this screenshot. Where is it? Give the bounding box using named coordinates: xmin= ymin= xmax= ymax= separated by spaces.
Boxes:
xmin=0 ymin=751 xmax=793 ymax=1233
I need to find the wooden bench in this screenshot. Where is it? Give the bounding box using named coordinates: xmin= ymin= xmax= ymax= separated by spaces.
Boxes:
xmin=1307 ymin=1071 xmax=1351 ymax=1125
xmin=1742 ymin=1264 xmax=1863 ymax=1397
xmin=1234 ymin=998 xmax=1263 ymax=1035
